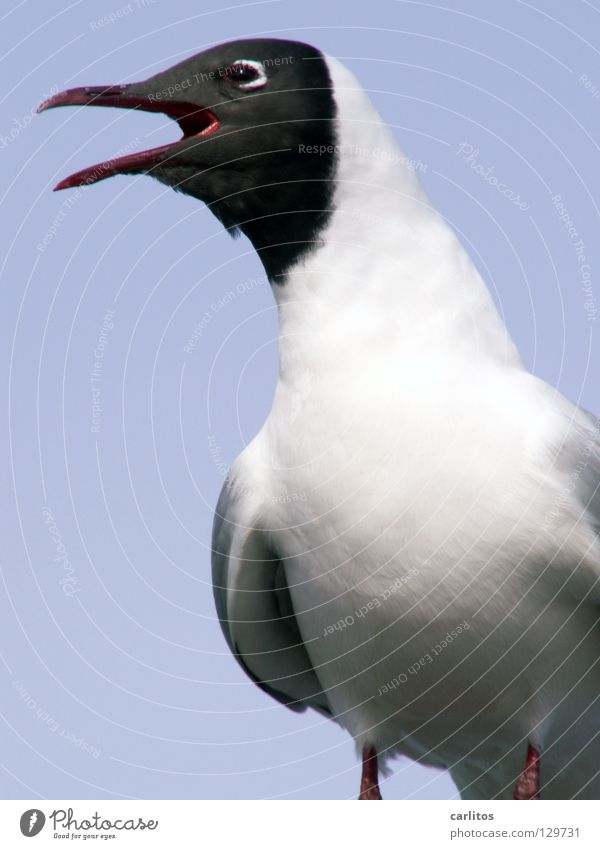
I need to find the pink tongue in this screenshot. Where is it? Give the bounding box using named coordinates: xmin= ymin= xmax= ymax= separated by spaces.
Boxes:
xmin=53 ymin=141 xmax=178 ymax=191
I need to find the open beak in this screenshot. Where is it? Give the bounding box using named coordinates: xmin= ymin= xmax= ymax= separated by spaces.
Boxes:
xmin=37 ymin=85 xmax=221 ymax=191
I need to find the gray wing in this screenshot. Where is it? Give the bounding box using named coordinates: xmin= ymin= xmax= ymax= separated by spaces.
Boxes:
xmin=211 ymin=481 xmax=331 ymax=715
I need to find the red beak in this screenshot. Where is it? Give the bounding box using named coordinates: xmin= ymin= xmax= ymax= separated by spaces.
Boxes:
xmin=37 ymin=85 xmax=220 ymax=190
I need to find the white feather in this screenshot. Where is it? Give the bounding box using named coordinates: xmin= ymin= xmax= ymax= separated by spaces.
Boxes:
xmin=214 ymin=55 xmax=600 ymax=799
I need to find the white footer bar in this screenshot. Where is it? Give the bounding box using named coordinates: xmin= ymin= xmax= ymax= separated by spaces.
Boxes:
xmin=0 ymin=800 xmax=596 ymax=848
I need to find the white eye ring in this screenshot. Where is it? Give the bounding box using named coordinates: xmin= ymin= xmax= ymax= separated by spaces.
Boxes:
xmin=227 ymin=59 xmax=267 ymax=90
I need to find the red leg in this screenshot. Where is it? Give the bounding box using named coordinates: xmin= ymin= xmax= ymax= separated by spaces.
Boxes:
xmin=513 ymin=743 xmax=541 ymax=799
xmin=359 ymin=745 xmax=382 ymax=800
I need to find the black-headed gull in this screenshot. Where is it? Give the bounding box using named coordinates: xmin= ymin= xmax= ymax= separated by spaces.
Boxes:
xmin=40 ymin=37 xmax=600 ymax=800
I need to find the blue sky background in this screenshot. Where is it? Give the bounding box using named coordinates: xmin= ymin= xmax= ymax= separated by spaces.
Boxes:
xmin=1 ymin=0 xmax=599 ymax=799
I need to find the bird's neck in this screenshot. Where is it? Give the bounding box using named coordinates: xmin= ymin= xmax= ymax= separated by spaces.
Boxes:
xmin=270 ymin=56 xmax=521 ymax=380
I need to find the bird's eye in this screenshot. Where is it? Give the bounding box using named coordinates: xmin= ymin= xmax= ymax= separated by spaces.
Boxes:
xmin=222 ymin=60 xmax=267 ymax=90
